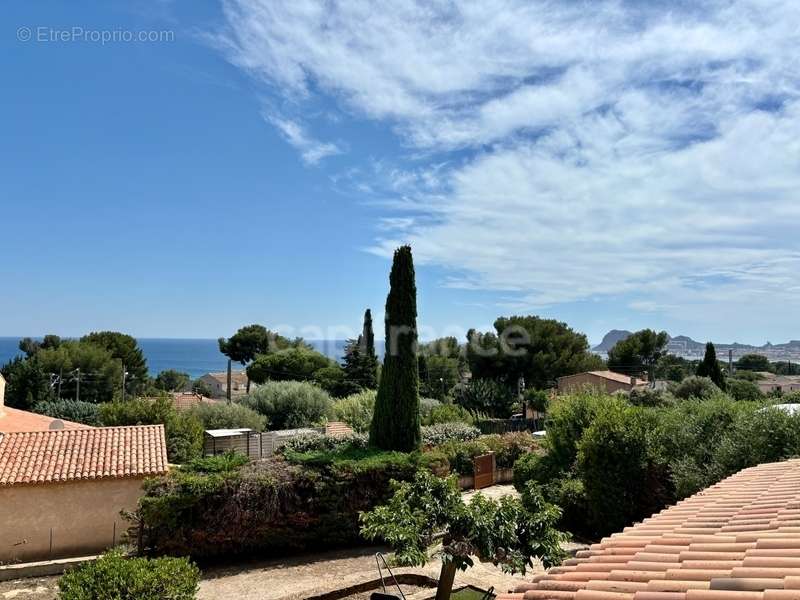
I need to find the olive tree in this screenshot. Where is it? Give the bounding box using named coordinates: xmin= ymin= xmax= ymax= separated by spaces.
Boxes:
xmin=360 ymin=470 xmax=566 ymax=600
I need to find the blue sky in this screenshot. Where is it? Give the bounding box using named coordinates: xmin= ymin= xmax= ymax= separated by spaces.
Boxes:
xmin=1 ymin=1 xmax=799 ymax=345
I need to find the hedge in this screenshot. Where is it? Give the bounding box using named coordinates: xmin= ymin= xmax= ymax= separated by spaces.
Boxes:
xmin=135 ymin=450 xmax=422 ymax=559
xmin=58 ymin=551 xmax=199 ymax=600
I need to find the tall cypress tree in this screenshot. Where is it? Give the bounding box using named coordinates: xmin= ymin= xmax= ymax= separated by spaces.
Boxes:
xmin=696 ymin=341 xmax=725 ymax=388
xmin=370 ymin=246 xmax=421 ymax=451
xmin=360 ymin=309 xmax=379 ymax=389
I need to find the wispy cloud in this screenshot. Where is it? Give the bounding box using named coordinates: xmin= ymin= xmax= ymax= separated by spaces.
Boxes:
xmin=263 ymin=113 xmax=342 ymax=165
xmin=220 ymin=0 xmax=800 ymax=329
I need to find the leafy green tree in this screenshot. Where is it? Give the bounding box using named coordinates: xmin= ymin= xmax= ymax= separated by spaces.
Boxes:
xmin=671 ymin=376 xmax=720 ymax=400
xmin=774 ymin=361 xmax=800 ymax=375
xmin=360 ymin=470 xmax=566 ymax=600
xmin=153 ymin=369 xmax=191 ymax=392
xmin=192 ymin=378 xmax=213 ymax=397
xmin=696 ymin=342 xmax=725 ymax=388
xmin=185 ymin=402 xmax=267 ymax=431
xmin=654 ymin=354 xmax=696 ymax=382
xmin=341 ymin=309 xmax=380 ymax=391
xmin=726 ymin=378 xmax=763 ymax=402
xmin=247 ymin=346 xmax=333 ymax=384
xmin=420 ymin=355 xmax=460 ymax=400
xmin=455 ymin=378 xmax=515 ymax=417
xmin=735 ymin=353 xmax=772 ymax=373
xmin=82 ymin=331 xmax=148 ymax=395
xmin=607 ymin=329 xmax=669 ymax=380
xmin=18 ymin=334 xmax=62 ymax=358
xmin=370 ymin=245 xmax=421 ymax=451
xmin=0 ymin=355 xmax=50 ymax=409
xmin=219 ymin=325 xmax=305 ymax=392
xmin=37 ymin=341 xmax=123 ymax=404
xmin=466 ymin=316 xmax=603 ymax=390
xmin=313 ymin=364 xmax=361 ymax=398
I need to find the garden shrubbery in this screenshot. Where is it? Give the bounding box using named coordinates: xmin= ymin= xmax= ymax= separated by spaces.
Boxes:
xmin=421 ymin=402 xmax=475 ymax=425
xmin=186 ymin=401 xmax=267 ymax=432
xmin=332 ymin=389 xmax=376 ymax=432
xmin=33 ymin=399 xmax=101 ymax=426
xmin=238 ymin=380 xmax=334 ymax=429
xmin=513 ymin=391 xmax=800 ymax=538
xmin=58 ymin=551 xmax=199 ymax=600
xmin=421 ymin=422 xmax=480 ymax=446
xmin=135 ymin=450 xmax=422 ymax=559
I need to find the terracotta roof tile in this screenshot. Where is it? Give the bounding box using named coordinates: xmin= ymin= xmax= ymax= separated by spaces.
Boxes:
xmin=0 ymin=425 xmax=169 ymax=486
xmin=505 ymin=459 xmax=800 ymax=600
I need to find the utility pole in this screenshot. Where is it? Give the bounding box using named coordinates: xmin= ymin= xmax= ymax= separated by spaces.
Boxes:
xmin=75 ymin=368 xmax=81 ymax=403
xmin=57 ymin=368 xmax=62 ymax=400
xmin=121 ymin=365 xmax=127 ymax=402
xmin=518 ymin=375 xmax=526 ymax=418
xmin=729 ymin=349 xmax=734 ymax=375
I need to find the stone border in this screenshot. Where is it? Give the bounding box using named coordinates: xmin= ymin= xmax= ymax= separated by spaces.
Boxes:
xmin=0 ymin=555 xmax=97 ymax=582
xmin=305 ymin=573 xmax=438 ymax=600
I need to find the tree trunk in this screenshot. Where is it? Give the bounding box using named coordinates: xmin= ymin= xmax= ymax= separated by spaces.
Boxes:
xmin=435 ymin=561 xmax=457 ymax=600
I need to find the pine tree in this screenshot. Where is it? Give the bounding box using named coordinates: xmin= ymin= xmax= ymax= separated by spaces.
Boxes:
xmin=370 ymin=246 xmax=421 ymax=451
xmin=696 ymin=341 xmax=725 ymax=389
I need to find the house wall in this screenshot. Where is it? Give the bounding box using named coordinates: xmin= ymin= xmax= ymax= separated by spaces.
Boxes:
xmin=0 ymin=477 xmax=145 ymax=563
xmin=557 ymin=373 xmax=632 ymax=394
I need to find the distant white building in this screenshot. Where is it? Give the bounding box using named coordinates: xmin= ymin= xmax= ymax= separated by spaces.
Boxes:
xmin=198 ymin=370 xmax=249 ymax=398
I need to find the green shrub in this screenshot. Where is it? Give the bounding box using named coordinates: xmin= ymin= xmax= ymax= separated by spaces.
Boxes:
xmin=332 ymin=390 xmax=376 ymax=432
xmin=628 ymin=387 xmax=673 ymax=407
xmin=576 ymin=403 xmax=671 ymax=536
xmin=58 ymin=551 xmax=199 ymax=600
xmin=422 ymin=403 xmax=475 ymax=425
xmin=185 ymin=402 xmax=267 ymax=432
xmin=671 ymin=376 xmax=720 ymax=400
xmin=238 ymin=381 xmax=334 ymax=429
xmin=436 ymin=439 xmax=490 ymax=475
xmin=709 ymin=406 xmax=800 ymax=480
xmin=418 ymin=397 xmax=442 ymax=422
xmin=33 ymin=399 xmax=101 ymax=426
xmin=421 ymin=422 xmax=480 ymax=446
xmin=726 ymin=379 xmax=763 ymax=402
xmin=136 ymin=453 xmax=421 ymax=559
xmin=280 ymin=431 xmax=368 ymax=454
xmin=541 ymin=476 xmax=587 ymax=537
xmin=181 ymin=452 xmax=249 ymax=474
xmin=545 ymin=391 xmax=619 ymax=476
xmin=524 ymin=389 xmax=550 ymax=413
xmin=481 ymin=432 xmax=539 ymax=469
xmin=455 ymin=378 xmax=515 ymax=418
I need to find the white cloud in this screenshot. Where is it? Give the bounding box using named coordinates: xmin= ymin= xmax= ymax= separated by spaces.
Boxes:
xmin=220 ymin=0 xmax=800 ymax=328
xmin=263 ymin=113 xmax=342 ymax=164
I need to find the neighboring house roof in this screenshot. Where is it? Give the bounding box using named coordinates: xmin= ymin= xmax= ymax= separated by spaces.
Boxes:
xmin=0 ymin=424 xmax=169 ymax=486
xmin=143 ymin=392 xmax=220 ymax=411
xmin=204 ymin=428 xmax=253 ymax=438
xmin=0 ymin=406 xmax=90 ymax=433
xmin=325 ymin=421 xmax=354 ymax=437
xmin=171 ymin=392 xmax=219 ymax=410
xmin=558 ymin=370 xmax=646 ymax=386
xmin=201 ymin=371 xmax=248 ymax=384
xmin=497 ymin=458 xmax=800 ymax=600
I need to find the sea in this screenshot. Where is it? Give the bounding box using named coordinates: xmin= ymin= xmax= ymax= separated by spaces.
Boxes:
xmin=0 ymin=337 xmax=353 ymax=379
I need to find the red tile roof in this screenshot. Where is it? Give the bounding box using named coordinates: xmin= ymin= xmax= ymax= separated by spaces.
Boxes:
xmin=0 ymin=425 xmax=169 ymax=486
xmin=325 ymin=421 xmax=355 ymax=437
xmin=0 ymin=406 xmax=90 ymax=433
xmin=497 ymin=459 xmax=800 ymax=600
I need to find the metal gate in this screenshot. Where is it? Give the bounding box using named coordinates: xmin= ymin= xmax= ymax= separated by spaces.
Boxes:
xmin=473 ymin=452 xmax=496 ymax=490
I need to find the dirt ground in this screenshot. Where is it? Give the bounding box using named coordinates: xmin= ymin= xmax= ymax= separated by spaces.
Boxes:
xmin=0 ymin=485 xmax=584 ymax=600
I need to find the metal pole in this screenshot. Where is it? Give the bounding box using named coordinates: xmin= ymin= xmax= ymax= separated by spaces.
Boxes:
xmin=57 ymin=369 xmax=62 ymax=400
xmin=122 ymin=366 xmax=127 ymax=402
xmin=75 ymin=368 xmax=80 ymax=403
